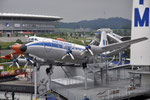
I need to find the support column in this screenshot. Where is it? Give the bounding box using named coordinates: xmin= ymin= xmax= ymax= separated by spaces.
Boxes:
xmin=93 ymin=72 xmax=97 ymax=86
xmin=48 ymin=64 xmax=53 ymax=91
xmin=82 ymin=63 xmax=88 ymax=90
xmin=105 ymin=60 xmax=109 ymax=84
xmin=84 ymin=68 xmax=88 ymax=90
xmin=48 ymin=72 xmax=51 ymax=91
xmin=30 ymin=65 xmax=32 ymax=83
xmin=101 ymin=68 xmax=103 ymax=84
xmin=118 ymin=52 xmax=122 ymax=65
xmin=12 ymin=91 xmax=15 ymax=100
xmin=34 ymin=65 xmax=37 ymax=100
xmin=117 ymin=69 xmax=120 ymax=81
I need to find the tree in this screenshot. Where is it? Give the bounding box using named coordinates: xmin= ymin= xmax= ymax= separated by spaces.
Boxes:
xmin=16 ymin=39 xmax=22 ymax=44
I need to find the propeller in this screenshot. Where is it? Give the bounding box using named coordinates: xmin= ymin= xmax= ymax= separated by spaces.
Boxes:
xmin=9 ymin=59 xmax=20 ymax=68
xmin=9 ymin=54 xmax=25 ymax=69
xmin=80 ymin=40 xmax=94 ymax=56
xmin=24 ymin=58 xmax=34 ymax=69
xmin=62 ymin=48 xmax=75 ymax=60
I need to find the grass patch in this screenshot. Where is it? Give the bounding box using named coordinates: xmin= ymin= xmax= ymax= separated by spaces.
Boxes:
xmin=0 ymin=42 xmax=15 ymax=50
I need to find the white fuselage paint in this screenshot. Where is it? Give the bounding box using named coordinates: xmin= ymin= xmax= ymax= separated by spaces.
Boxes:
xmin=25 ymin=37 xmax=92 ymax=64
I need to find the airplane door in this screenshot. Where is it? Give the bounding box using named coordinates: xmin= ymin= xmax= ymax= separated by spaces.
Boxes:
xmin=44 ymin=40 xmax=52 ymax=52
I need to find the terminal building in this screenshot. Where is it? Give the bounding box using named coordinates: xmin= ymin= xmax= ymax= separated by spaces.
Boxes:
xmin=0 ymin=13 xmax=62 ymax=37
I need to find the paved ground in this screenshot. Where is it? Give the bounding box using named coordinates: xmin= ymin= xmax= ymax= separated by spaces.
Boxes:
xmin=0 ymin=37 xmax=28 ymax=42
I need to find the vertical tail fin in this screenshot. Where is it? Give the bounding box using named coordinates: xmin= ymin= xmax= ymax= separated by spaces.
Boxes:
xmin=99 ymin=31 xmax=108 ymax=47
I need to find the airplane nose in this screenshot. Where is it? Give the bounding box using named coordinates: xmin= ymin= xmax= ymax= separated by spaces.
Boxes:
xmin=20 ymin=44 xmax=27 ymax=52
xmin=11 ymin=44 xmax=22 ymax=52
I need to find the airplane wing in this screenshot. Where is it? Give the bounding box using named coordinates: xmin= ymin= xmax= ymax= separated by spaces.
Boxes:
xmin=105 ymin=46 xmax=129 ymax=57
xmin=90 ymin=37 xmax=147 ymax=54
xmin=1 ymin=52 xmax=20 ymax=59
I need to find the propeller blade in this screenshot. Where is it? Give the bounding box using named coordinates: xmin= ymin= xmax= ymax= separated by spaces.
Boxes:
xmin=15 ymin=62 xmax=20 ymax=68
xmin=81 ymin=40 xmax=86 ymax=46
xmin=10 ymin=54 xmax=14 ymax=59
xmin=80 ymin=49 xmax=86 ymax=56
xmin=17 ymin=55 xmax=21 ymax=59
xmin=21 ymin=54 xmax=25 ymax=58
xmin=9 ymin=63 xmax=14 ymax=68
xmin=29 ymin=60 xmax=34 ymax=64
xmin=69 ymin=53 xmax=75 ymax=60
xmin=62 ymin=54 xmax=68 ymax=60
xmin=88 ymin=49 xmax=94 ymax=56
xmin=89 ymin=39 xmax=96 ymax=45
xmin=26 ymin=58 xmax=34 ymax=64
xmin=24 ymin=62 xmax=29 ymax=69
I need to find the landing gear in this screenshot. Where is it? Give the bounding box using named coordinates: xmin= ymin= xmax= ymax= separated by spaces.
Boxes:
xmin=46 ymin=64 xmax=53 ymax=92
xmin=82 ymin=63 xmax=88 ymax=90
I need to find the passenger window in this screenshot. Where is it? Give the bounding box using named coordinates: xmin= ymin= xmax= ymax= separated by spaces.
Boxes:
xmin=31 ymin=38 xmax=34 ymax=41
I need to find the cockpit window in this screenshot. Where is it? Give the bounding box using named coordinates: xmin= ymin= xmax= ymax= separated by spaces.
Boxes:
xmin=27 ymin=37 xmax=38 ymax=42
xmin=31 ymin=38 xmax=34 ymax=41
xmin=34 ymin=38 xmax=38 ymax=41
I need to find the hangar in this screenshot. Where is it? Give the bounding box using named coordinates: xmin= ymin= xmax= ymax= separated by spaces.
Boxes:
xmin=0 ymin=13 xmax=62 ymax=37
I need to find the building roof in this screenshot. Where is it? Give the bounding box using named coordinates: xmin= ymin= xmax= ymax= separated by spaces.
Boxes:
xmin=0 ymin=13 xmax=63 ymax=21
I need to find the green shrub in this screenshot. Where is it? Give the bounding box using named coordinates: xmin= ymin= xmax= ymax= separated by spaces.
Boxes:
xmin=16 ymin=39 xmax=22 ymax=44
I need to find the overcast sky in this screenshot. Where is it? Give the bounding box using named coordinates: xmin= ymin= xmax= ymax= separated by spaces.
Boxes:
xmin=0 ymin=0 xmax=132 ymax=22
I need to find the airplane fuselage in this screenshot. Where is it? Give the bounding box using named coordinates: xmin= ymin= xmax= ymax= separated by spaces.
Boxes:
xmin=25 ymin=38 xmax=92 ymax=64
xmin=20 ymin=36 xmax=147 ymax=66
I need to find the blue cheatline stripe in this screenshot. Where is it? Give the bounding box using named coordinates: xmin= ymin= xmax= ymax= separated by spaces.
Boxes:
xmin=103 ymin=40 xmax=105 ymax=45
xmin=27 ymin=42 xmax=84 ymax=51
xmin=139 ymin=0 xmax=144 ymax=5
